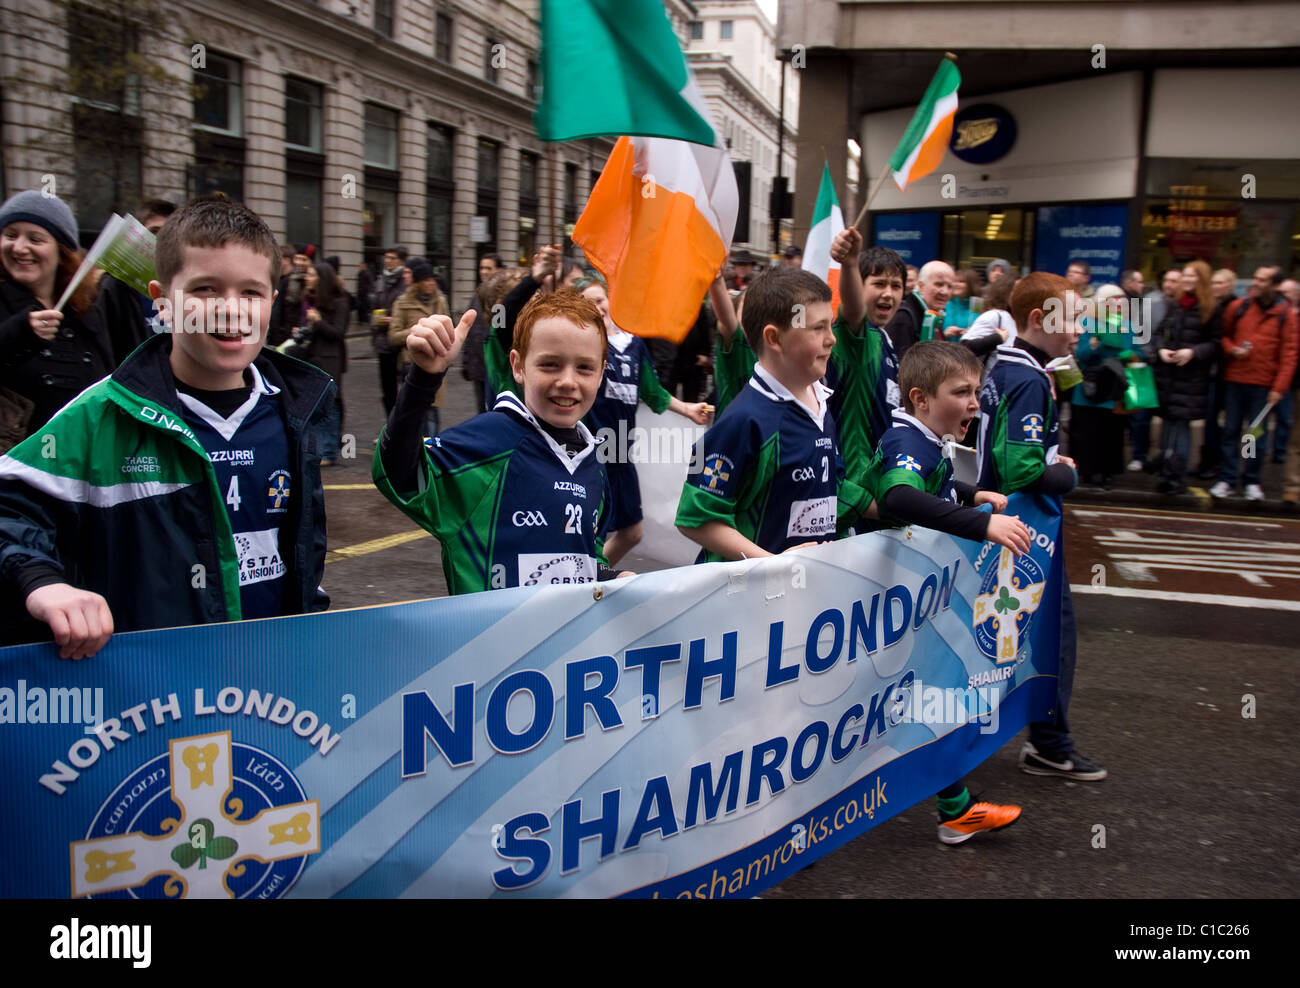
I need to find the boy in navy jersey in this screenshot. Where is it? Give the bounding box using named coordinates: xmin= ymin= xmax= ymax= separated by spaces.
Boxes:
xmin=676 ymin=267 xmax=873 ymax=561
xmin=374 ymin=292 xmax=622 ymax=594
xmin=872 ymin=341 xmax=1030 ymax=842
xmin=576 ymin=275 xmax=712 ymax=565
xmin=978 ymin=272 xmax=1107 ymax=781
xmin=0 ymin=195 xmax=333 ymax=656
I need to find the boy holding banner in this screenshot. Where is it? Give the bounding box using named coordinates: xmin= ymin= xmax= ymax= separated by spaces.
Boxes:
xmin=374 ymin=291 xmax=625 ymax=593
xmin=0 ymin=195 xmax=334 ymax=656
xmin=977 ymin=273 xmax=1107 ymax=781
xmin=871 ymin=340 xmax=1030 ymax=842
xmin=676 ymin=267 xmax=874 ymax=560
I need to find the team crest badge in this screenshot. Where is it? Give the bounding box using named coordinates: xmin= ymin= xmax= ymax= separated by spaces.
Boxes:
xmin=973 ymin=547 xmax=1046 ymax=664
xmin=73 ymin=731 xmax=319 ymax=899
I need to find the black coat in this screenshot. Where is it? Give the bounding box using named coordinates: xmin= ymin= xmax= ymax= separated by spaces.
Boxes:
xmin=1149 ymin=297 xmax=1220 ymax=421
xmin=0 ymin=278 xmax=114 ymax=438
xmin=885 ymin=292 xmax=925 ymax=361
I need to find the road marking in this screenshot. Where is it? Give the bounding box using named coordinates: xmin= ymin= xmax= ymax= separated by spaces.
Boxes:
xmin=323 ymin=484 xmax=377 ymax=491
xmin=1070 ymin=584 xmax=1300 ymax=611
xmin=1069 ymin=507 xmax=1284 ymax=528
xmin=325 ymin=529 xmax=430 ymax=564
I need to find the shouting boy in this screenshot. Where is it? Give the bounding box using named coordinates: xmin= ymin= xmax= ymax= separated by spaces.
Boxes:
xmin=872 ymin=340 xmax=1030 ymax=843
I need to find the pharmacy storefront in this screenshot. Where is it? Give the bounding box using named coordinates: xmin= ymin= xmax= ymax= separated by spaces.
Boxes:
xmin=861 ymin=68 xmax=1299 ymax=284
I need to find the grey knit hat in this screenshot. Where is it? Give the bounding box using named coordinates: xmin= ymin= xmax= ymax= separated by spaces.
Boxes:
xmin=0 ymin=190 xmax=79 ymax=250
xmin=986 ymin=258 xmax=1012 ymax=281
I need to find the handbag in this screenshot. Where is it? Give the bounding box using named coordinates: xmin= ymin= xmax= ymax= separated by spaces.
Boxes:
xmin=1081 ymin=358 xmax=1127 ymax=404
xmin=0 ymin=385 xmax=35 ymax=455
xmin=1119 ymin=362 xmax=1160 ymax=412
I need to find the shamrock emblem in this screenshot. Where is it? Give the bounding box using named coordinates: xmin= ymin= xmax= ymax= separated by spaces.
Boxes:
xmin=993 ymin=585 xmax=1020 ymax=614
xmin=171 ymin=818 xmax=239 ymax=871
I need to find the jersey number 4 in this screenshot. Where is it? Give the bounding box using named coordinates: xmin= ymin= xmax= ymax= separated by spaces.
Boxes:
xmin=226 ymin=475 xmax=242 ymax=511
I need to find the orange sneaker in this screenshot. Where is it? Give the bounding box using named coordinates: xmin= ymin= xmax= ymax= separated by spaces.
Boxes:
xmin=938 ymin=800 xmax=1021 ymax=845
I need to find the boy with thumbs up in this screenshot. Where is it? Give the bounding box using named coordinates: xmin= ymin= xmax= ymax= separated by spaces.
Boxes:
xmin=373 ymin=291 xmax=620 ymax=594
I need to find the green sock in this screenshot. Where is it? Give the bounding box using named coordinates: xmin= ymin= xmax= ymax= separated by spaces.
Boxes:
xmin=936 ymin=788 xmax=971 ymax=818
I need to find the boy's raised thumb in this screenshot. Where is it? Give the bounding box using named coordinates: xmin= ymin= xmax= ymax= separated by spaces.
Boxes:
xmin=455 ymin=308 xmax=477 ymax=340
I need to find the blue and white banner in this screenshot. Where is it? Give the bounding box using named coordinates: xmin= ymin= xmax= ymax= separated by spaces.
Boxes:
xmin=0 ymin=495 xmax=1063 ymax=899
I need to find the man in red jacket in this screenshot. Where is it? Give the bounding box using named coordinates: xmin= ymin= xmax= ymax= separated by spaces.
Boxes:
xmin=1211 ymin=266 xmax=1299 ymax=501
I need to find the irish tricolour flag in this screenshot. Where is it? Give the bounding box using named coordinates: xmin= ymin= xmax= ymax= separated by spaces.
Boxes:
xmin=548 ymin=0 xmax=737 ymax=342
xmin=889 ymin=58 xmax=962 ymax=191
xmin=802 ymin=163 xmax=844 ymax=312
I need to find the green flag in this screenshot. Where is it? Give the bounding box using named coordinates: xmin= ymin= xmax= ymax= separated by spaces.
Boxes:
xmin=534 ymin=0 xmax=716 ymax=146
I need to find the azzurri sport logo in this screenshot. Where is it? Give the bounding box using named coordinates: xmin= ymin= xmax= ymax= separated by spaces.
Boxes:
xmin=50 ymin=918 xmax=151 ymax=968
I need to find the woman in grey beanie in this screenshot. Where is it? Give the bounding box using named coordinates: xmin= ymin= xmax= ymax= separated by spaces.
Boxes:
xmin=0 ymin=190 xmax=113 ymax=446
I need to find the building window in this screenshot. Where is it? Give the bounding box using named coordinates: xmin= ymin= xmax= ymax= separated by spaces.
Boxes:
xmin=194 ymin=52 xmax=242 ymax=135
xmin=563 ymin=161 xmax=579 ymax=251
xmin=435 ymin=13 xmax=452 ymax=62
xmin=526 ymin=57 xmax=539 ymax=102
xmin=720 ymin=20 xmax=733 ymax=40
xmin=374 ymin=0 xmax=394 ymax=38
xmin=364 ymin=103 xmax=399 ymax=169
xmin=67 ymin=4 xmax=145 ymax=245
xmin=285 ymin=172 xmax=322 ymax=252
xmin=475 ymin=138 xmax=500 ymax=254
xmin=519 ymin=151 xmax=540 ymax=261
xmin=284 ymin=77 xmax=322 ymax=152
xmin=689 ymin=21 xmax=703 ymax=40
xmin=485 ymin=37 xmax=501 ymax=84
xmin=426 ymin=123 xmax=456 ymax=292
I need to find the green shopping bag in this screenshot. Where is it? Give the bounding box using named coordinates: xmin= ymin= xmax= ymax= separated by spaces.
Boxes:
xmin=1121 ymin=362 xmax=1160 ymax=412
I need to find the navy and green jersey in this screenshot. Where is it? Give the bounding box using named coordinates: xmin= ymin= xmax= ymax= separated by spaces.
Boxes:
xmin=713 ymin=331 xmax=757 ymax=420
xmin=676 ymin=364 xmax=871 ymax=561
xmin=373 ymin=392 xmax=609 ymax=595
xmin=585 ymin=330 xmax=672 ymax=454
xmin=177 ymin=366 xmax=291 ymax=620
xmin=977 ymin=343 xmax=1060 ymax=494
xmin=824 ymin=310 xmax=901 ymax=487
xmin=873 ymin=408 xmax=957 ymax=510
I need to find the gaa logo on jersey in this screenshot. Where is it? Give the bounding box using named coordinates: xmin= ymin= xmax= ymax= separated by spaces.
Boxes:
xmin=73 ymin=732 xmax=319 ymax=899
xmin=894 ymin=454 xmax=923 ymax=473
xmin=1020 ymin=414 xmax=1044 ymax=441
xmin=972 ymin=546 xmax=1047 ymax=664
xmin=266 ymin=469 xmax=291 ymax=513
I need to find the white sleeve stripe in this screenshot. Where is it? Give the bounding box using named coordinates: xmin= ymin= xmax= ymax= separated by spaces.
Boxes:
xmin=0 ymin=456 xmax=193 ymax=507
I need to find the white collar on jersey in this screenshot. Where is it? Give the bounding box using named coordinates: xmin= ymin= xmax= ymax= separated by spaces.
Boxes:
xmin=749 ymin=362 xmax=833 ymax=430
xmin=992 ymin=342 xmax=1051 ymax=381
xmin=890 ymin=406 xmax=979 ymax=482
xmin=890 ymin=406 xmax=943 ymax=445
xmin=175 ymin=364 xmax=280 ymax=443
xmin=606 ymin=328 xmax=634 ymax=353
xmin=492 ymin=391 xmax=600 ymax=475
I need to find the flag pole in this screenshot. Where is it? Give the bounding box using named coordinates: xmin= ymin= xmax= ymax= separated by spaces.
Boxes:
xmin=851 ymin=51 xmax=959 ymax=232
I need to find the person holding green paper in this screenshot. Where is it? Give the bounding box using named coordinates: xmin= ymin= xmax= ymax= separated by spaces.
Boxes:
xmin=0 ymin=190 xmax=113 ymax=446
xmin=1070 ymin=284 xmax=1136 ymax=491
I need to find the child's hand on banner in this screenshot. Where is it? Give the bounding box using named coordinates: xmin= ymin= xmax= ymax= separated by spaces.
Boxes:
xmin=407 ymin=310 xmax=477 ymax=375
xmin=985 ymin=514 xmax=1031 ymax=556
xmin=25 ymin=583 xmax=115 ymax=659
